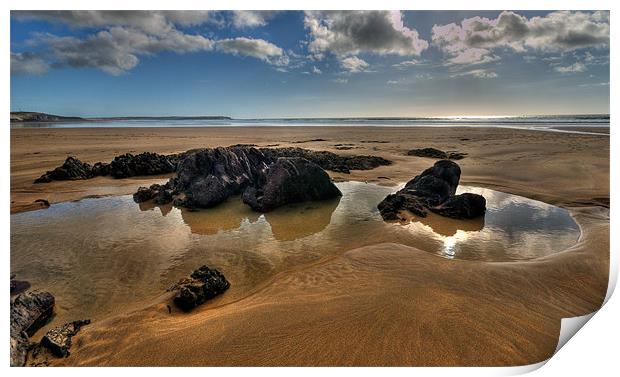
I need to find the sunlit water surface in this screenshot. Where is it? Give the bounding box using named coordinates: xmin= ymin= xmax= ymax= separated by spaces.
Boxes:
xmin=11 ymin=182 xmax=579 ymax=326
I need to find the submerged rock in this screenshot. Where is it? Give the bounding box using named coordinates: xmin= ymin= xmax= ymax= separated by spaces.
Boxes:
xmin=34 ymin=156 xmax=93 ymax=183
xmin=407 ymin=147 xmax=467 ymax=160
xmin=169 ymin=265 xmax=230 ymax=312
xmin=40 ymin=319 xmax=91 ymax=357
xmin=10 ymin=291 xmax=55 ymax=366
xmin=378 ymin=160 xmax=485 ymax=221
xmin=242 ymin=157 xmax=342 ymax=212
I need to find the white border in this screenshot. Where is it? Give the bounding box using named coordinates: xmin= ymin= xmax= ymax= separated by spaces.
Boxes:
xmin=4 ymin=1 xmax=617 ymax=375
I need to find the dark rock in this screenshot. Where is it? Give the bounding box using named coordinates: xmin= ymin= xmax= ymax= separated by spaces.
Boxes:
xmin=172 ymin=147 xmax=270 ymax=208
xmin=259 ymin=147 xmax=391 ymax=173
xmin=378 ymin=160 xmax=485 ymax=221
xmin=242 ymin=157 xmax=342 ymax=212
xmin=91 ymin=162 xmax=110 ymax=176
xmin=430 ymin=193 xmax=487 ymax=219
xmin=34 ymin=156 xmax=93 ymax=183
xmin=41 ymin=319 xmax=91 ymax=357
xmin=407 ymin=147 xmax=467 ymax=160
xmin=34 ymin=199 xmax=50 ymax=207
xmin=109 ymin=152 xmax=176 ymax=179
xmin=154 ymin=188 xmax=174 ymax=205
xmin=10 ymin=291 xmax=55 ymax=366
xmin=169 ymin=265 xmax=230 ymax=312
xmin=10 ymin=278 xmax=31 ymax=296
xmin=133 ymin=186 xmax=156 ymax=203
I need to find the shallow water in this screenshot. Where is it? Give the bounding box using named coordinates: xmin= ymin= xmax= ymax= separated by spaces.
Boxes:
xmin=11 ymin=182 xmax=579 ymax=326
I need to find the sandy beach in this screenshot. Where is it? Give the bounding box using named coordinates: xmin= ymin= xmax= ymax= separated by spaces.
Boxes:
xmin=10 ymin=125 xmax=610 ymax=366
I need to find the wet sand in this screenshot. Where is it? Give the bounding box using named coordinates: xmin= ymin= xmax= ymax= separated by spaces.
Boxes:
xmin=10 ymin=126 xmax=609 ymax=366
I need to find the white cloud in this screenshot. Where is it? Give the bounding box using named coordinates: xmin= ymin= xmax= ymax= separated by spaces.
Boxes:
xmin=304 ymin=11 xmax=428 ymax=58
xmin=216 ymin=37 xmax=287 ymax=65
xmin=10 ymin=52 xmax=50 ymax=75
xmin=387 ymin=79 xmax=401 ymax=85
xmin=450 ymin=69 xmax=498 ymax=79
xmin=231 ymin=11 xmax=279 ymax=28
xmin=554 ymin=62 xmax=587 ymax=73
xmin=432 ymin=11 xmax=609 ymax=65
xmin=340 ymin=56 xmax=369 ymax=73
xmin=312 ymin=66 xmax=322 ymax=74
xmin=331 ymin=78 xmax=348 ymax=84
xmin=393 ymin=59 xmax=420 ymax=68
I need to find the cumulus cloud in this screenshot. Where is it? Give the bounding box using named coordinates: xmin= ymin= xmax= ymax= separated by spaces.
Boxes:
xmin=450 ymin=69 xmax=498 ymax=79
xmin=432 ymin=10 xmax=609 ymax=65
xmin=37 ymin=27 xmax=215 ymax=75
xmin=304 ymin=11 xmax=428 ymax=58
xmin=554 ymin=62 xmax=587 ymax=73
xmin=11 ymin=52 xmax=50 ymax=75
xmin=312 ymin=66 xmax=322 ymax=74
xmin=11 ymin=10 xmax=288 ymax=75
xmin=340 ymin=56 xmax=369 ymax=72
xmin=231 ymin=11 xmax=279 ymax=28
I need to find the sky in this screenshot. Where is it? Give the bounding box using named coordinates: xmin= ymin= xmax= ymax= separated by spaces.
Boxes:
xmin=10 ymin=10 xmax=610 ymax=118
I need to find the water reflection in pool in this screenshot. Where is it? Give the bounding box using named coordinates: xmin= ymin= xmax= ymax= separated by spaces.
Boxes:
xmin=10 ymin=181 xmax=579 ymax=325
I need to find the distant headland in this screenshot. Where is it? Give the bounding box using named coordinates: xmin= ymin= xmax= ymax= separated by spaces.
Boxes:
xmin=10 ymin=111 xmax=232 ymax=123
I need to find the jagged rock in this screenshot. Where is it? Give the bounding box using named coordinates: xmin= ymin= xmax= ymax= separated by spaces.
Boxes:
xmin=91 ymin=162 xmax=110 ymax=176
xmin=378 ymin=160 xmax=485 ymax=221
xmin=169 ymin=265 xmax=230 ymax=312
xmin=259 ymin=147 xmax=391 ymax=174
xmin=41 ymin=319 xmax=91 ymax=357
xmin=34 ymin=157 xmax=93 ymax=183
xmin=10 ymin=291 xmax=55 ymax=367
xmin=109 ymin=152 xmax=176 ymax=179
xmin=242 ymin=157 xmax=342 ymax=212
xmin=407 ymin=147 xmax=467 ymax=160
xmin=172 ymin=147 xmax=270 ymax=208
xmin=430 ymin=193 xmax=487 ymax=219
xmin=133 ymin=186 xmax=156 ymax=203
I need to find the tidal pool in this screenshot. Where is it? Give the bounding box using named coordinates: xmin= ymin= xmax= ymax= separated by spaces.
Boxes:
xmin=11 ymin=181 xmax=579 ymax=327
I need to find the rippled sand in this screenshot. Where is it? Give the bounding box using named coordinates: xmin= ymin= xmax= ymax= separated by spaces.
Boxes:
xmin=10 ymin=126 xmax=609 ymax=366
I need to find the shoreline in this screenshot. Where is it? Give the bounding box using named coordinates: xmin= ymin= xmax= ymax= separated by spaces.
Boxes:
xmin=10 ymin=125 xmax=610 ymax=366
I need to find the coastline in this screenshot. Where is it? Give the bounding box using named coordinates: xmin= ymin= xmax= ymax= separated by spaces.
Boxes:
xmin=10 ymin=125 xmax=610 ymax=366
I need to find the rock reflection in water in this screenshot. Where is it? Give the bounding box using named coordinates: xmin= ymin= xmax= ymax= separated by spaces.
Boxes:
xmin=10 ymin=181 xmax=579 ymax=328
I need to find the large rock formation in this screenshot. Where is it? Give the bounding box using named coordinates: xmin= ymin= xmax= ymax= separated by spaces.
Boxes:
xmin=378 ymin=160 xmax=485 ymax=220
xmin=172 ymin=147 xmax=270 ymax=208
xmin=10 ymin=291 xmax=55 ymax=366
xmin=242 ymin=157 xmax=342 ymax=212
xmin=169 ymin=265 xmax=230 ymax=312
xmin=135 ymin=147 xmax=343 ymax=212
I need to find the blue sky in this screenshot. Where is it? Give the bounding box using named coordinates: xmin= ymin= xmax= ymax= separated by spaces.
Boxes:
xmin=10 ymin=10 xmax=610 ymax=118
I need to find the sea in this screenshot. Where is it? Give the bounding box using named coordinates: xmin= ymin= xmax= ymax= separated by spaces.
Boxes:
xmin=10 ymin=114 xmax=610 ymax=135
